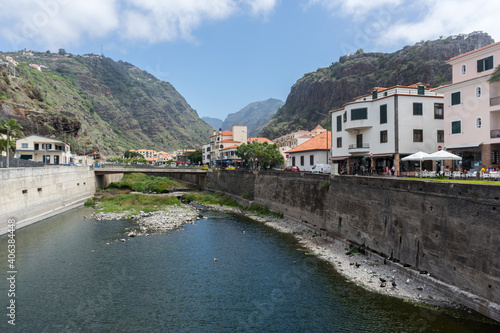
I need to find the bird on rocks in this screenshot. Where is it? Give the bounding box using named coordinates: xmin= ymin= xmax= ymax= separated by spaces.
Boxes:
xmin=355 ymin=262 xmax=361 ymax=268
xmin=379 ymin=277 xmax=387 ymax=283
xmin=380 ymin=282 xmax=386 ymax=288
xmin=392 ymin=281 xmax=397 ymax=288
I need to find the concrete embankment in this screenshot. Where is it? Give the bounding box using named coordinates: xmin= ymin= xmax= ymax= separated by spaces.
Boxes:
xmin=205 ymin=170 xmax=500 ymax=322
xmin=0 ymin=166 xmax=96 ymax=234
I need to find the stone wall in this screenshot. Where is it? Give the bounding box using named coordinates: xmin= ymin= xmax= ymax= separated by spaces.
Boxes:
xmin=207 ymin=170 xmax=500 ymax=321
xmin=0 ymin=166 xmax=95 ymax=234
xmin=205 ymin=169 xmax=256 ymax=198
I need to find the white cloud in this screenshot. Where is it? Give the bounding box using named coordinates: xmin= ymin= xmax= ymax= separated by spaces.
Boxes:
xmin=0 ymin=0 xmax=278 ymax=50
xmin=308 ymin=0 xmax=500 ymax=46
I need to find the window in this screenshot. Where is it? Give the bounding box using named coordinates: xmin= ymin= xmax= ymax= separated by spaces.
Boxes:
xmin=461 ymin=64 xmax=467 ymax=75
xmin=451 ymin=91 xmax=461 ymax=105
xmin=351 ymin=107 xmax=368 ymax=120
xmin=336 ymin=115 xmax=342 ymax=132
xmin=475 ymin=86 xmax=482 ymax=98
xmin=437 ymin=130 xmax=444 ymax=143
xmin=310 ymin=155 xmax=314 ymax=166
xmin=413 ymin=103 xmax=423 ymax=115
xmin=477 ymin=55 xmax=493 ymax=72
xmin=451 ymin=120 xmax=462 ymax=135
xmin=380 ymin=130 xmax=388 ymax=143
xmin=417 ymin=85 xmax=425 ymax=95
xmin=434 ymin=103 xmax=444 ymax=119
xmin=300 ymin=156 xmax=304 ymax=166
xmin=492 ymin=150 xmax=499 ymax=165
xmin=413 ymin=129 xmax=423 ymax=142
xmin=21 ymin=143 xmax=28 ymax=148
xmin=336 ymin=137 xmax=342 ymax=148
xmin=476 ymin=117 xmax=482 ymax=129
xmin=380 ymin=104 xmax=387 ymax=124
xmin=372 ymin=90 xmax=378 ymax=99
xmin=292 ymin=156 xmax=296 ymax=166
xmin=343 ymin=111 xmax=347 ymax=123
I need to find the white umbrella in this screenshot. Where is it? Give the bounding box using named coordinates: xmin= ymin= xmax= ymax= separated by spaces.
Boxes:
xmin=401 ymin=151 xmax=430 ymax=178
xmin=426 ymin=150 xmax=462 ymax=160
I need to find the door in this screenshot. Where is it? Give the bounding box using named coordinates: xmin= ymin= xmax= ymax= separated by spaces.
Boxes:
xmin=356 ymin=134 xmax=363 ymax=148
xmin=54 ymin=155 xmax=60 ymax=165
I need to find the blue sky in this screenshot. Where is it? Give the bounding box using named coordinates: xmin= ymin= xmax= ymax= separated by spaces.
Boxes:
xmin=1 ymin=0 xmax=500 ymax=120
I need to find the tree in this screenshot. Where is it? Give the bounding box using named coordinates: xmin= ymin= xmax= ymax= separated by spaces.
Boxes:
xmin=124 ymin=150 xmax=144 ymax=159
xmin=236 ymin=141 xmax=284 ymax=169
xmin=188 ymin=150 xmax=203 ymax=164
xmin=0 ymin=119 xmax=24 ymax=168
xmin=58 ymin=48 xmax=66 ymax=55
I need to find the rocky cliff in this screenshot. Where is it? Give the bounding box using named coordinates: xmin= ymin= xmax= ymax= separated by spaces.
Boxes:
xmin=260 ymin=32 xmax=495 ymax=139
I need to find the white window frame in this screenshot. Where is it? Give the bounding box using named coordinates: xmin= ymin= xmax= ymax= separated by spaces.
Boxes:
xmin=461 ymin=64 xmax=467 ymax=75
xmin=475 ymin=117 xmax=482 ymax=130
xmin=475 ymin=86 xmax=482 ymax=99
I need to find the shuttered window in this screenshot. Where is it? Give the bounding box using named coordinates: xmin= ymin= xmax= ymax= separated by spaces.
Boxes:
xmin=477 ymin=56 xmax=494 ymax=72
xmin=351 ymin=108 xmax=367 ymax=120
xmin=380 ymin=104 xmax=387 ymax=124
xmin=451 ymin=92 xmax=461 ymax=105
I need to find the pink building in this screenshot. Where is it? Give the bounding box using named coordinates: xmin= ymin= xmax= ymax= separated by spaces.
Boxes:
xmin=435 ymin=41 xmax=500 ymax=170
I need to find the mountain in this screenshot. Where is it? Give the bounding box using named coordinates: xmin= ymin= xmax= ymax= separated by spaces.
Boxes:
xmin=221 ymin=98 xmax=284 ymax=137
xmin=202 ymin=117 xmax=223 ymax=131
xmin=260 ymin=32 xmax=495 ymax=139
xmin=0 ymin=52 xmax=213 ymax=155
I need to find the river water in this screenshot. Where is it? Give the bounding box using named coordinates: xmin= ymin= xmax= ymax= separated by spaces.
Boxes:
xmin=0 ymin=207 xmax=498 ymax=332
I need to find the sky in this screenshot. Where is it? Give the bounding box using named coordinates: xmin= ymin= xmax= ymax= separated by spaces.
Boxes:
xmin=1 ymin=0 xmax=500 ymax=121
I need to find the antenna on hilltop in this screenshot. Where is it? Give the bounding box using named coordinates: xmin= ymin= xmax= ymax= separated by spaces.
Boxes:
xmin=101 ymin=44 xmax=104 ymax=57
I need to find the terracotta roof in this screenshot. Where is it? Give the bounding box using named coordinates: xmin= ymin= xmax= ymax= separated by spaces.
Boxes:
xmin=221 ymin=145 xmax=238 ymax=151
xmin=286 ymin=131 xmax=331 ymax=153
xmin=248 ymin=137 xmax=274 ymax=144
xmin=221 ymin=130 xmax=233 ymax=136
xmin=447 ymin=41 xmax=500 ymax=62
xmin=313 ymin=124 xmax=325 ymax=131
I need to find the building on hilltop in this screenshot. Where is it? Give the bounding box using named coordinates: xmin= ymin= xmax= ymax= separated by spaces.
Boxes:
xmin=331 ymin=83 xmax=444 ymax=175
xmin=285 ymin=131 xmax=331 ymax=172
xmin=434 ymin=41 xmax=500 ymax=171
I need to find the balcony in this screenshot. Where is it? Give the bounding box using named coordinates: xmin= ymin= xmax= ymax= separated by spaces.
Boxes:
xmin=491 ymin=129 xmax=500 ymax=139
xmin=348 ymin=143 xmax=370 ymax=153
xmin=490 ymin=96 xmax=500 ymax=107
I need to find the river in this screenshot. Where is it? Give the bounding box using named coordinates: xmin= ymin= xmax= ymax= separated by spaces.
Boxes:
xmin=0 ymin=207 xmax=498 ymax=332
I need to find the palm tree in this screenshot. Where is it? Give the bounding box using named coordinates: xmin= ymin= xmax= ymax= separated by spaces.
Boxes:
xmin=0 ymin=119 xmax=24 ymax=168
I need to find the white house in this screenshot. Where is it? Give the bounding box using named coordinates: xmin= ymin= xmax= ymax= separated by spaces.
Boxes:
xmin=285 ymin=131 xmax=331 ymax=172
xmin=15 ymin=134 xmax=72 ymax=165
xmin=330 ymin=83 xmax=444 ymax=175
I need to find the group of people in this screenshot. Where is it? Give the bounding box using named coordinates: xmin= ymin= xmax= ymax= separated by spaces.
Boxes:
xmin=480 ymin=165 xmax=498 ymax=174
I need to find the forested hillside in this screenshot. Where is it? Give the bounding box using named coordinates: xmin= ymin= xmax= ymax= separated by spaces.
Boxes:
xmin=0 ymin=51 xmax=212 ymax=155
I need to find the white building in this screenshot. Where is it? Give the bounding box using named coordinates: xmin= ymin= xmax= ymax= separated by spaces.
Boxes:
xmin=285 ymin=131 xmax=331 ymax=172
xmin=209 ymin=126 xmax=247 ymax=166
xmin=331 ymin=83 xmax=444 ymax=175
xmin=15 ymin=134 xmax=72 ymax=165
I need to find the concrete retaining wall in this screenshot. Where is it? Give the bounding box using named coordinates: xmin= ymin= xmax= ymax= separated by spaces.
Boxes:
xmin=0 ymin=166 xmax=96 ymax=234
xmin=206 ymin=170 xmax=500 ymax=321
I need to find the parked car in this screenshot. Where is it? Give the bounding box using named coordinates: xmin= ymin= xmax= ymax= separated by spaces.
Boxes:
xmin=226 ymin=165 xmax=236 ymax=170
xmin=311 ymin=164 xmax=331 ymax=174
xmin=284 ymin=166 xmax=300 ymax=172
xmin=201 ymin=165 xmax=209 ymax=170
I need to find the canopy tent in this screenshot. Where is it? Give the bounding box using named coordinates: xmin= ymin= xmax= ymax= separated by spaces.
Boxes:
xmin=426 ymin=150 xmax=462 ymax=160
xmin=401 ymin=151 xmax=431 ymax=178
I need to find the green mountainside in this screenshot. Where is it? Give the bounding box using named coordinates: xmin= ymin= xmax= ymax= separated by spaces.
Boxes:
xmin=260 ymin=32 xmax=495 ymax=139
xmin=0 ymin=52 xmax=212 ymax=155
xmin=221 ymin=98 xmax=284 ymax=137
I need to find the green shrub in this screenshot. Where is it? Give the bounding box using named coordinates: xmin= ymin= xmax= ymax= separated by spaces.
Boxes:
xmin=84 ymin=199 xmax=95 ymax=207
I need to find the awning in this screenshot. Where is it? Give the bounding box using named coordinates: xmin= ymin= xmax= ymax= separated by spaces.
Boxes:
xmin=364 ymin=153 xmax=394 ymax=158
xmin=446 ymin=142 xmax=482 ymax=150
xmin=331 ymin=156 xmax=349 ymax=161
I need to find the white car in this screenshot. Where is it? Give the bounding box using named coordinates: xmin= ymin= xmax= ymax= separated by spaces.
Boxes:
xmin=311 ymin=164 xmax=331 ymax=174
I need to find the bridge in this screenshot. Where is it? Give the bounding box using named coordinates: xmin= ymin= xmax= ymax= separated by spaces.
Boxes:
xmin=93 ymin=166 xmax=208 ymax=189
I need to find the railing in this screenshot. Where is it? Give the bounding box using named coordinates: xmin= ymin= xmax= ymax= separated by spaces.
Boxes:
xmin=490 ymin=96 xmax=500 ymax=106
xmin=348 ymin=143 xmax=370 ymax=149
xmin=491 ymin=129 xmax=500 ymax=138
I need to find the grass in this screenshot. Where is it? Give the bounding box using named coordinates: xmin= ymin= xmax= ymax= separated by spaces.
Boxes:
xmin=96 ymin=193 xmax=180 ymax=215
xmin=399 ymin=177 xmax=499 ymax=185
xmin=181 ymin=192 xmax=240 ymax=207
xmin=107 ymin=173 xmax=184 ymax=193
